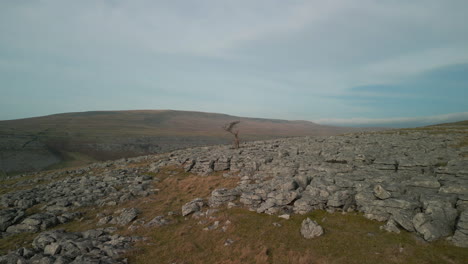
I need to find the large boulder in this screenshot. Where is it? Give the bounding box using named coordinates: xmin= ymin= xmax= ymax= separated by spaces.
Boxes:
xmin=300 ymin=218 xmax=324 ymax=239
xmin=208 ymin=188 xmax=239 ymax=207
xmin=413 ymin=201 xmax=458 ymax=241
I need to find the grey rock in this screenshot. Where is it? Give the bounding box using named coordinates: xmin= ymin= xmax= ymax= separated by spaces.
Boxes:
xmin=16 ymin=247 xmax=36 ymax=258
xmin=43 ymin=243 xmax=61 ymax=256
xmin=6 ymin=223 xmax=40 ymax=233
xmin=182 ymin=198 xmax=205 ymax=216
xmin=439 ymin=184 xmax=468 ymax=195
xmin=145 ymin=216 xmax=170 ymax=227
xmin=300 ymin=218 xmax=324 ymax=239
xmin=97 ymin=216 xmax=113 ymax=226
xmin=380 ymin=219 xmax=400 ymax=233
xmin=413 ymin=201 xmax=458 ymax=241
xmin=405 ymin=176 xmax=440 ymax=188
xmin=373 ymin=185 xmax=391 ymax=200
xmin=208 ymin=188 xmax=239 ymax=207
xmin=452 ymin=210 xmax=468 ymax=247
xmin=27 ymin=229 xmax=132 ymax=263
xmin=0 ymin=253 xmax=26 ymax=264
xmin=391 ymin=210 xmax=416 ymax=232
xmin=214 ymin=156 xmax=231 ymax=171
xmin=327 ymin=190 xmax=354 ymax=208
xmin=256 ymin=199 xmax=276 ymax=214
xmin=294 ymin=175 xmax=312 ymax=189
xmin=0 ymin=208 xmax=25 ymax=232
xmin=272 ymin=191 xmax=299 ymax=206
xmin=293 ymin=196 xmax=318 ymax=215
xmin=110 ymin=208 xmax=139 ymax=226
xmin=224 ymin=238 xmax=235 ymax=246
xmin=54 ymin=256 xmax=73 ymax=264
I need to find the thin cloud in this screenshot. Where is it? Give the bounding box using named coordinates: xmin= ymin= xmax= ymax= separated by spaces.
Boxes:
xmin=317 ymin=112 xmax=468 ymax=128
xmin=0 ymin=1 xmax=467 ymax=124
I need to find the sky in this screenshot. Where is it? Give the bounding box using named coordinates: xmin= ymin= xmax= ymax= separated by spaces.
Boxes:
xmin=1 ymin=0 xmax=467 ymax=127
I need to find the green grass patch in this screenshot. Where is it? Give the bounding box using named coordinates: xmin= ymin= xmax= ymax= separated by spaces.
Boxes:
xmin=126 ymin=208 xmax=468 ymax=264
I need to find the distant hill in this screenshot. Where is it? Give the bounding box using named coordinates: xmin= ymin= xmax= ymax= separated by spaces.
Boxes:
xmin=0 ymin=110 xmax=377 ymax=174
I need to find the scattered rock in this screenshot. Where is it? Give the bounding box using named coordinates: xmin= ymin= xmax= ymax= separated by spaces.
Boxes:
xmin=300 ymin=218 xmax=324 ymax=239
xmin=182 ymin=198 xmax=205 ymax=216
xmin=110 ymin=208 xmax=139 ymax=226
xmin=146 ymin=216 xmax=171 ymax=227
xmin=224 ymin=239 xmax=234 ymax=246
xmin=97 ymin=216 xmax=113 ymax=226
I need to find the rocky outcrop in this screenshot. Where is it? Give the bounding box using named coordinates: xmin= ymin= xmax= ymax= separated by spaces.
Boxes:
xmin=169 ymin=130 xmax=468 ymax=246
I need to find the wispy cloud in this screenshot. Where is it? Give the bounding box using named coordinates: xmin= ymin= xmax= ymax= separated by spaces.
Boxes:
xmin=0 ymin=1 xmax=467 ymax=125
xmin=317 ymin=112 xmax=468 ymax=128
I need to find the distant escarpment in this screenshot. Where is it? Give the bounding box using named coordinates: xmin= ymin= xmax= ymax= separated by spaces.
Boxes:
xmin=0 ymin=110 xmax=372 ymax=174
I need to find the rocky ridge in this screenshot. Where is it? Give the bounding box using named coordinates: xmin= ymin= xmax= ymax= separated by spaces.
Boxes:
xmin=1 ymin=128 xmax=468 ymax=262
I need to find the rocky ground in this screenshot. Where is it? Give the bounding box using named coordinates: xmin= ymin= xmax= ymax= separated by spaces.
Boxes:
xmin=1 ymin=126 xmax=467 ymax=263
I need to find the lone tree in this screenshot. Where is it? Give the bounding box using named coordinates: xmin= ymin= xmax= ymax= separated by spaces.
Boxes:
xmin=223 ymin=120 xmax=240 ymax=149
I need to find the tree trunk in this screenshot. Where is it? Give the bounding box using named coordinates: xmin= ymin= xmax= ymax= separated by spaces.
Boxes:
xmin=234 ymin=132 xmax=240 ymax=149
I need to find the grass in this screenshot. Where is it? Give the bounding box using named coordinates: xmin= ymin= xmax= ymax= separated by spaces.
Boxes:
xmin=125 ymin=206 xmax=468 ymax=264
xmin=45 ymin=151 xmax=98 ymax=170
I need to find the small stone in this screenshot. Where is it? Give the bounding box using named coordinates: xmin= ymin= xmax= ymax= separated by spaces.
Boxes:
xmin=146 ymin=216 xmax=170 ymax=227
xmin=380 ymin=219 xmax=401 ymax=234
xmin=300 ymin=218 xmax=324 ymax=239
xmin=97 ymin=216 xmax=112 ymax=226
xmin=43 ymin=243 xmax=61 ymax=256
xmin=278 ymin=214 xmax=290 ymax=220
xmin=373 ymin=185 xmax=391 ymax=200
xmin=224 ymin=239 xmax=234 ymax=246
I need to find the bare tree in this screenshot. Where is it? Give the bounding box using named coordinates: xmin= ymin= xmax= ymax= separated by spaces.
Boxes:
xmin=223 ymin=121 xmax=240 ymax=149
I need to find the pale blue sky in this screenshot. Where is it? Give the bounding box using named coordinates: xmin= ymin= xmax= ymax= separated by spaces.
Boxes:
xmin=1 ymin=0 xmax=467 ymax=127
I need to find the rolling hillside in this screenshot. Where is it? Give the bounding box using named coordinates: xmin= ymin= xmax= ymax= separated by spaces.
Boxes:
xmin=0 ymin=110 xmax=375 ymax=174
